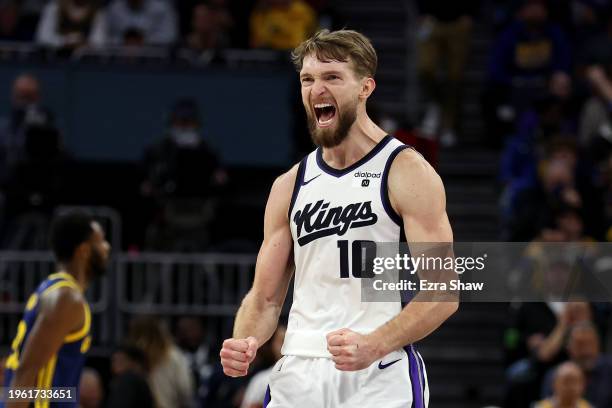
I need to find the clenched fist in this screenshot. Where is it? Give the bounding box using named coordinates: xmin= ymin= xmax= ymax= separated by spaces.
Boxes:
xmin=220 ymin=336 xmax=259 ymax=377
xmin=326 ymin=328 xmax=379 ymax=371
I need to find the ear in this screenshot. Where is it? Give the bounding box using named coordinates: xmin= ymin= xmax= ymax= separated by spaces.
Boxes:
xmin=74 ymin=241 xmax=91 ymax=261
xmin=359 ymin=77 xmax=376 ymax=100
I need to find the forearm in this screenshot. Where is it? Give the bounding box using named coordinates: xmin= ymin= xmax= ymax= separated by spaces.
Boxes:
xmin=233 ymin=290 xmax=281 ymax=345
xmin=7 ymin=369 xmax=38 ymax=408
xmin=536 ymin=323 xmax=567 ymax=362
xmin=366 ymin=299 xmax=458 ymax=358
xmin=590 ymin=71 xmax=612 ymax=102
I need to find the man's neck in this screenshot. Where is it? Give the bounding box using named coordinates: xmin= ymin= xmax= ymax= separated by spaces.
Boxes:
xmin=321 ymin=114 xmax=387 ymax=170
xmin=58 ymin=263 xmax=88 ymax=292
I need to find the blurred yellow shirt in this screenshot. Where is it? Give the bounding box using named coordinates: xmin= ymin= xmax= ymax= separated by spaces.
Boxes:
xmin=534 ymin=398 xmax=592 ymax=408
xmin=250 ymin=0 xmax=317 ymax=50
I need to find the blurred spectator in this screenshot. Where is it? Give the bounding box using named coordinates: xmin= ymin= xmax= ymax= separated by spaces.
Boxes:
xmin=106 ymin=343 xmax=156 ymax=408
xmin=554 ymin=206 xmax=594 ymax=242
xmin=500 ymin=75 xmax=581 ymax=235
xmin=572 ymin=2 xmax=612 ymax=66
xmin=507 ymin=141 xmax=580 ymax=240
xmin=127 ymin=316 xmax=194 ymax=408
xmin=542 ymin=322 xmax=612 ymax=408
xmin=250 ymin=0 xmax=316 ymax=50
xmin=416 ymin=0 xmax=479 ymax=147
xmin=241 ymin=325 xmax=286 ymax=408
xmin=0 ymin=0 xmax=36 ymax=41
xmin=303 ymin=0 xmax=341 ymax=31
xmin=35 ymin=0 xmax=107 ymax=52
xmin=79 ymin=367 xmax=104 ymax=408
xmin=504 ymin=301 xmax=592 ymax=408
xmin=580 ymin=65 xmax=612 ymax=149
xmin=1 ymin=124 xmax=69 ymax=249
xmin=484 ymin=0 xmax=571 ymax=145
xmin=534 ymin=361 xmax=593 ymax=408
xmin=175 ymin=316 xmax=213 ymax=406
xmin=184 ymin=1 xmax=233 ymax=52
xmin=0 ymin=74 xmax=53 ymax=178
xmin=106 ymin=0 xmax=177 ymax=46
xmin=142 ymin=98 xmax=226 ymax=251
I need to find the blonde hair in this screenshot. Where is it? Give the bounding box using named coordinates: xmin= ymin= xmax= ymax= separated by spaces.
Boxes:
xmin=127 ymin=316 xmax=172 ymax=370
xmin=291 ymin=29 xmax=377 ymax=78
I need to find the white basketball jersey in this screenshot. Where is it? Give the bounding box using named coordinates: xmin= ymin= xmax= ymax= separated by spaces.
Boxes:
xmin=283 ymin=135 xmax=411 ymax=357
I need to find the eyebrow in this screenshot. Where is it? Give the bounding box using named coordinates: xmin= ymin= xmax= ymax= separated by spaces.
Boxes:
xmin=300 ymin=70 xmax=343 ymax=79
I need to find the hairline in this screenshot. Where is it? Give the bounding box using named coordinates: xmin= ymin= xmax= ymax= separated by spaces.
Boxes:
xmin=298 ymin=52 xmax=371 ymax=81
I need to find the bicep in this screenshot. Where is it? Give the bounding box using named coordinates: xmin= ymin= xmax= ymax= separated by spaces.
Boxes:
xmin=402 ymin=209 xmax=453 ymax=243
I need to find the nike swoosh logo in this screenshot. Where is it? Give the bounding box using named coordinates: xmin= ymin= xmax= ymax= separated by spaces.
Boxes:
xmin=302 ymin=174 xmax=321 ymax=186
xmin=378 ymin=358 xmax=402 ymax=369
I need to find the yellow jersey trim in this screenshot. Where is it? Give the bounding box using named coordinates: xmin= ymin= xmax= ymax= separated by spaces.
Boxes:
xmin=64 ymin=302 xmax=91 ymax=343
xmin=34 ymin=353 xmax=57 ymax=408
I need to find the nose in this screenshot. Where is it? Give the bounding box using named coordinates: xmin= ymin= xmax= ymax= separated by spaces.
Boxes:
xmin=312 ymin=78 xmax=327 ymax=96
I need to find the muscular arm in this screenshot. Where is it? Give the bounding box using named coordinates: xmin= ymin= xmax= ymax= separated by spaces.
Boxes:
xmin=367 ymin=149 xmax=458 ymax=358
xmin=8 ymin=287 xmax=85 ymax=408
xmin=222 ymin=166 xmax=297 ymax=376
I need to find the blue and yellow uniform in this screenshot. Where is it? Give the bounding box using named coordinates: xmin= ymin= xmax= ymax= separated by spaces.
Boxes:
xmin=2 ymin=272 xmax=92 ymax=408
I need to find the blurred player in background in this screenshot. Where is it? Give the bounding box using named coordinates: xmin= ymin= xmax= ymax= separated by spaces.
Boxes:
xmin=221 ymin=29 xmax=457 ymax=407
xmin=1 ymin=211 xmax=110 ymax=408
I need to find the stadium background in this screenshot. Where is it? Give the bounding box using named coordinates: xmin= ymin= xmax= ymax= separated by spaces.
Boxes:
xmin=0 ymin=0 xmax=611 ymax=407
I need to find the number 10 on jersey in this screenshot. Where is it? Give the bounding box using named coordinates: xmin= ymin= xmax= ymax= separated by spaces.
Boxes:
xmin=337 ymin=240 xmax=377 ymax=278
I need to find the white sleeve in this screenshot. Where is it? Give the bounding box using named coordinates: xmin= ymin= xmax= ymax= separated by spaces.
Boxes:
xmin=149 ymin=2 xmax=177 ymax=45
xmin=35 ymin=2 xmax=64 ymax=47
xmin=88 ymin=10 xmax=108 ymax=47
xmin=104 ymin=3 xmax=123 ymax=45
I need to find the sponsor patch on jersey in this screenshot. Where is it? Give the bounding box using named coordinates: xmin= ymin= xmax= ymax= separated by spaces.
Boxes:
xmin=353 ymin=171 xmax=382 ymax=178
xmin=352 ymin=171 xmax=381 ymax=187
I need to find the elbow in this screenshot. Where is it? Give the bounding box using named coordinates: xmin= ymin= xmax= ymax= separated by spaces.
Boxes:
xmin=242 ymin=289 xmax=281 ymax=313
xmin=442 ymin=300 xmax=459 ymax=320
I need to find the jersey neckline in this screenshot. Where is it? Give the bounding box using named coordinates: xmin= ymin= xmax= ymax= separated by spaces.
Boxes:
xmin=315 ymin=135 xmax=392 ymax=177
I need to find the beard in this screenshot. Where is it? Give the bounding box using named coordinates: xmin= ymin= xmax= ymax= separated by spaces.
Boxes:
xmin=88 ymin=248 xmax=108 ymax=279
xmin=307 ymin=98 xmax=358 ymax=148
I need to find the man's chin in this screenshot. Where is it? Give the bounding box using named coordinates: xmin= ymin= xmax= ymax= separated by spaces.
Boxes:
xmin=311 ymin=126 xmax=341 ymax=148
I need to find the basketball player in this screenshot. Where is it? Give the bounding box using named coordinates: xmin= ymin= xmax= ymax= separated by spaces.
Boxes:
xmin=220 ymin=29 xmax=458 ymax=407
xmin=2 ymin=211 xmax=110 ymax=408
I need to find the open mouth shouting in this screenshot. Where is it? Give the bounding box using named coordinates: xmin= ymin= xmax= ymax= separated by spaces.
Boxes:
xmin=313 ymin=103 xmax=337 ymax=127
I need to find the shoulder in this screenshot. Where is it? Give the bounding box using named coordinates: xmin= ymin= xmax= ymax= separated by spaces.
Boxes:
xmin=388 ymin=148 xmax=445 ymax=215
xmin=270 ymin=161 xmax=301 ymax=200
xmin=40 ymin=285 xmax=85 ymax=319
xmin=388 ymin=148 xmax=443 ymax=194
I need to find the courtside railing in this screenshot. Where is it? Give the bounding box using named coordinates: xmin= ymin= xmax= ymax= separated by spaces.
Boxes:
xmin=0 ymin=251 xmax=257 ymax=354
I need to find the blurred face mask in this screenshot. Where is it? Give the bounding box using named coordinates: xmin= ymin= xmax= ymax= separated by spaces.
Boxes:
xmin=170 ymin=128 xmax=200 ymax=147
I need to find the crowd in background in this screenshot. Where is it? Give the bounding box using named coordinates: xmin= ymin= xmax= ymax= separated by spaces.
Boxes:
xmin=0 ymin=0 xmax=339 ymax=54
xmin=476 ymin=1 xmax=612 ymax=407
xmin=486 ymin=0 xmax=612 ymax=244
